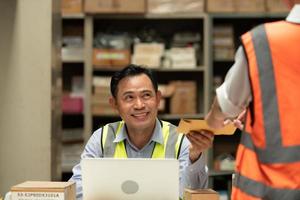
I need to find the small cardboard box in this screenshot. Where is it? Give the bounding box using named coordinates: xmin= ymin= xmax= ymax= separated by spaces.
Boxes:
xmin=184 ymin=189 xmax=219 ymax=200
xmin=266 ymin=0 xmax=289 ymax=13
xmin=85 ymin=0 xmax=146 ymax=14
xmin=11 ymin=181 xmax=75 ymax=200
xmin=170 ymin=81 xmax=197 ymax=114
xmin=207 ymin=0 xmax=235 ymax=13
xmin=93 ymin=48 xmax=130 ymax=68
xmin=148 ymin=0 xmax=205 ymax=14
xmin=61 ymin=0 xmax=83 ymax=15
xmin=235 ymin=0 xmax=266 ymax=13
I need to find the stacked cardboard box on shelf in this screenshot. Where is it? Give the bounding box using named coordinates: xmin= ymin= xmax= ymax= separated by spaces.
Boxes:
xmin=169 ymin=47 xmax=197 ymax=69
xmin=93 ymin=49 xmax=131 ymax=68
xmin=85 ymin=0 xmax=145 ymax=14
xmin=62 ymin=0 xmax=83 ymax=15
xmin=147 ymin=0 xmax=205 ymax=14
xmin=92 ymin=76 xmax=116 ymax=115
xmin=207 ymin=0 xmax=235 ymax=13
xmin=132 ymin=43 xmax=165 ymax=68
xmin=207 ymin=0 xmax=266 ymax=13
xmin=235 ymin=0 xmax=265 ymax=12
xmin=213 ymin=25 xmax=235 ymax=61
xmin=266 ymin=0 xmax=289 ymax=13
xmin=170 ymin=81 xmax=197 ymax=114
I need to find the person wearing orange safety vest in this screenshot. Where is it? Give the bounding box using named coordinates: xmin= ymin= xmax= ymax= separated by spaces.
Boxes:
xmin=205 ymin=1 xmax=300 ymax=200
xmin=70 ymin=64 xmax=214 ymax=200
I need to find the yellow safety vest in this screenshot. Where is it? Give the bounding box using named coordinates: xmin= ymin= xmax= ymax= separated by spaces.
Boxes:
xmin=101 ymin=120 xmax=184 ymax=159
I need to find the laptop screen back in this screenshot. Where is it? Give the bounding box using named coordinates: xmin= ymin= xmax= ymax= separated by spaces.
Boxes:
xmin=82 ymin=158 xmax=179 ymax=200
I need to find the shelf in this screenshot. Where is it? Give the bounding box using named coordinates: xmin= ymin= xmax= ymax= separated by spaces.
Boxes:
xmin=214 ymin=59 xmax=234 ymax=63
xmin=90 ymin=13 xmax=207 ymax=19
xmin=209 ymin=170 xmax=234 ymax=177
xmin=62 ymin=57 xmax=84 ymax=63
xmin=93 ymin=66 xmax=205 ymax=72
xmin=62 ymin=13 xmax=85 ymax=19
xmin=145 ymin=13 xmax=207 ymax=19
xmin=210 ymin=12 xmax=288 ymax=19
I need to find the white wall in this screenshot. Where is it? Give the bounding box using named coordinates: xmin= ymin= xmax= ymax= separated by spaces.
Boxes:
xmin=0 ymin=0 xmax=60 ymax=195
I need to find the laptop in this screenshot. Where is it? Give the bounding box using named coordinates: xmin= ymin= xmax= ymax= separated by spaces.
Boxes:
xmin=81 ymin=158 xmax=179 ymax=200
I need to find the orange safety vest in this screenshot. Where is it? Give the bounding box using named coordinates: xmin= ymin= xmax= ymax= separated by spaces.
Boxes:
xmin=232 ymin=21 xmax=300 ymax=200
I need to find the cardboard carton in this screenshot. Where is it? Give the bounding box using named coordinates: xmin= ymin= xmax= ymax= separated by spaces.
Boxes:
xmin=170 ymin=81 xmax=196 ymax=114
xmin=85 ymin=0 xmax=145 ymax=14
xmin=207 ymin=0 xmax=235 ymax=13
xmin=93 ymin=49 xmax=130 ymax=68
xmin=148 ymin=0 xmax=204 ymax=14
xmin=11 ymin=181 xmax=75 ymax=200
xmin=184 ymin=189 xmax=219 ymax=200
xmin=266 ymin=0 xmax=289 ymax=13
xmin=61 ymin=0 xmax=82 ymax=15
xmin=235 ymin=0 xmax=266 ymax=13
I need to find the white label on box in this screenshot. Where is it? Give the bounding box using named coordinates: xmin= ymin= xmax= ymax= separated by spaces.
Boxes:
xmin=11 ymin=192 xmax=64 ymax=200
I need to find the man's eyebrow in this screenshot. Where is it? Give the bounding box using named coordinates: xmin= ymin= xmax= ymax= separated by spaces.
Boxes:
xmin=121 ymin=89 xmax=153 ymax=96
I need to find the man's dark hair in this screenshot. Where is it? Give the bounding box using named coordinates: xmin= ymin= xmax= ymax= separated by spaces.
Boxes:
xmin=110 ymin=64 xmax=158 ymax=98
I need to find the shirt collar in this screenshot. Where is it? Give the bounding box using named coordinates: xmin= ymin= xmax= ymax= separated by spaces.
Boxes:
xmin=113 ymin=118 xmax=164 ymax=145
xmin=286 ymin=4 xmax=300 ymax=24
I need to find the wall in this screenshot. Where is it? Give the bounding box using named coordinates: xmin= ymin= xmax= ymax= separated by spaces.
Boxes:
xmin=0 ymin=0 xmax=61 ymax=195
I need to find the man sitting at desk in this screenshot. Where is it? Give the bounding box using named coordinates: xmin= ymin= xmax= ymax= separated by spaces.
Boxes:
xmin=69 ymin=64 xmax=214 ymax=199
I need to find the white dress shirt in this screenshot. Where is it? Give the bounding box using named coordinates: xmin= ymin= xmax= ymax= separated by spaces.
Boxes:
xmin=216 ymin=5 xmax=300 ymax=118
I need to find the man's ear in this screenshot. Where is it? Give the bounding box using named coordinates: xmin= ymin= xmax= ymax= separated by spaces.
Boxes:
xmin=156 ymin=90 xmax=162 ymax=106
xmin=109 ymin=96 xmax=117 ymax=109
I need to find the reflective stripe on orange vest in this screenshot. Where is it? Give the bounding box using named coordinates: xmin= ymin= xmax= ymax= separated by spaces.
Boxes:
xmin=233 ymin=21 xmax=300 ymax=199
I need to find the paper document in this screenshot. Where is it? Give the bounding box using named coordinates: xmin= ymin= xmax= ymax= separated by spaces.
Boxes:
xmin=177 ymin=119 xmax=236 ymax=135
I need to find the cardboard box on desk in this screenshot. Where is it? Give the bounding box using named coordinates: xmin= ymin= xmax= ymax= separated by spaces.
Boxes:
xmin=184 ymin=189 xmax=219 ymax=200
xmin=11 ymin=181 xmax=75 ymax=200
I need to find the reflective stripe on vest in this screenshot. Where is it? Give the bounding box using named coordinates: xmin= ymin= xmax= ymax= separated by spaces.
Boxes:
xmin=233 ymin=22 xmax=300 ymax=199
xmin=233 ymin=173 xmax=300 ymax=200
xmin=101 ymin=121 xmax=184 ymax=158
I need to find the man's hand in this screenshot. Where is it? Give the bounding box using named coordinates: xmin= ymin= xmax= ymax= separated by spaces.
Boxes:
xmin=186 ymin=130 xmax=214 ymax=163
xmin=224 ymin=109 xmax=246 ymax=130
xmin=205 ymin=98 xmax=226 ymax=129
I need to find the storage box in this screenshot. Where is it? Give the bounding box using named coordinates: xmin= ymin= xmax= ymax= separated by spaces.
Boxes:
xmin=62 ymin=0 xmax=83 ymax=15
xmin=266 ymin=0 xmax=289 ymax=13
xmin=184 ymin=189 xmax=219 ymax=200
xmin=11 ymin=181 xmax=75 ymax=200
xmin=235 ymin=0 xmax=266 ymax=12
xmin=131 ymin=54 xmax=161 ymax=68
xmin=170 ymin=81 xmax=196 ymax=114
xmin=207 ymin=0 xmax=235 ymax=13
xmin=85 ymin=0 xmax=145 ymax=14
xmin=93 ymin=49 xmax=130 ymax=68
xmin=92 ymin=104 xmax=117 ymax=115
xmin=134 ymin=43 xmax=165 ymax=56
xmin=147 ymin=0 xmax=205 ymax=14
xmin=62 ymin=95 xmax=83 ymax=114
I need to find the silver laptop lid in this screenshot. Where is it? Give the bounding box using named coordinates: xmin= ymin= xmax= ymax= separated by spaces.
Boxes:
xmin=82 ymin=158 xmax=179 ymax=200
